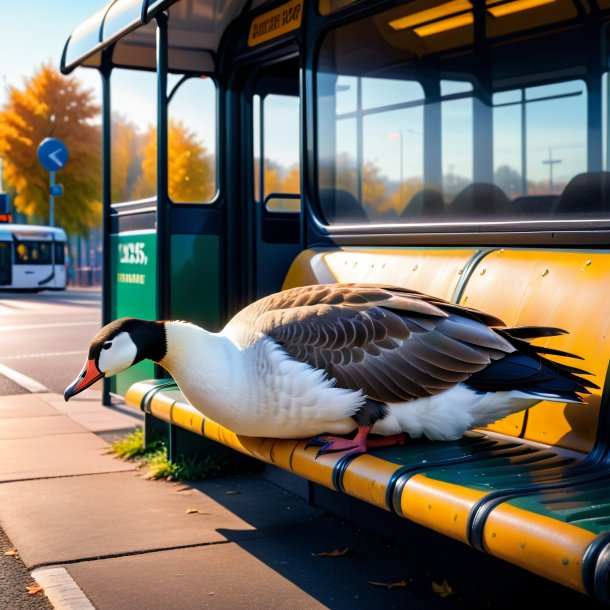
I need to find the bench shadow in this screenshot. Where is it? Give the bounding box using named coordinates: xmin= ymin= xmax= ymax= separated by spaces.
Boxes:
xmin=188 ymin=472 xmax=606 ymax=610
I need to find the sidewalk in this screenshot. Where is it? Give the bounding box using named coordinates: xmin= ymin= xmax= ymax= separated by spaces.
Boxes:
xmin=0 ymin=390 xmax=450 ymax=610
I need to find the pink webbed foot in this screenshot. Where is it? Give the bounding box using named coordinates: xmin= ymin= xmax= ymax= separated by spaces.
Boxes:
xmin=305 ymin=434 xmax=368 ymax=458
xmin=305 ymin=425 xmax=407 ymax=458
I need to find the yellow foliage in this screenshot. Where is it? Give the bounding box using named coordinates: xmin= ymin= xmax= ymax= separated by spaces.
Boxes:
xmin=132 ymin=120 xmax=214 ymax=202
xmin=111 ymin=114 xmax=139 ymax=203
xmin=0 ymin=64 xmax=101 ymax=235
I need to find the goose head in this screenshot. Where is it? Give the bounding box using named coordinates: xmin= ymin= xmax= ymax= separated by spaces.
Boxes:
xmin=64 ymin=318 xmax=166 ymax=401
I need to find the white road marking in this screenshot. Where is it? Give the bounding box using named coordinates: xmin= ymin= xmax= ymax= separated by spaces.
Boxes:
xmin=1 ymin=321 xmax=98 ymax=332
xmin=0 ymin=363 xmax=48 ymax=393
xmin=1 ymin=351 xmax=83 ymax=361
xmin=31 ymin=567 xmax=96 ymax=610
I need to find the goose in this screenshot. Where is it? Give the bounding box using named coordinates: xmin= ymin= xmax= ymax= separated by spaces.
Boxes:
xmin=64 ymin=284 xmax=595 ymax=456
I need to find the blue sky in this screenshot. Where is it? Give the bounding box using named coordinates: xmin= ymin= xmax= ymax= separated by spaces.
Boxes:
xmin=0 ymin=1 xmax=103 ymax=107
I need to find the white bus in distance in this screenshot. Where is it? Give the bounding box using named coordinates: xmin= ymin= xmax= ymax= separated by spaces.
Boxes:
xmin=0 ymin=224 xmax=67 ymax=291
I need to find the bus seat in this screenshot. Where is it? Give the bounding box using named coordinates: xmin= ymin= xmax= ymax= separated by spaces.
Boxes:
xmin=554 ymin=171 xmax=610 ymax=216
xmin=400 ymin=188 xmax=444 ymax=219
xmin=458 ymin=248 xmax=609 ymax=453
xmin=449 ymin=183 xmax=510 ymax=216
xmin=318 ymin=188 xmax=369 ymax=223
xmin=281 ymin=247 xmax=478 ymax=301
xmin=510 ymin=194 xmax=558 ymax=215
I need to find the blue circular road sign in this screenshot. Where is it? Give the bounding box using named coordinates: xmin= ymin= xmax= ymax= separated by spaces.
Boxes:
xmin=38 ymin=138 xmax=69 ymax=172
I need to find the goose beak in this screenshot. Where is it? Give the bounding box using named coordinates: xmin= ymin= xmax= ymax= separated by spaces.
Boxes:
xmin=64 ymin=359 xmax=104 ymax=401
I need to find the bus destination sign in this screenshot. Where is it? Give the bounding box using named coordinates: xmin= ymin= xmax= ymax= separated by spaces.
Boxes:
xmin=248 ymin=0 xmax=303 ymax=47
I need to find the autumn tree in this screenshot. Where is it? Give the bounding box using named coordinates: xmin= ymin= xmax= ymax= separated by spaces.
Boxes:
xmin=327 ymin=152 xmax=389 ymax=217
xmin=0 ymin=64 xmax=102 ymax=235
xmin=111 ymin=113 xmax=140 ymax=203
xmin=132 ymin=120 xmax=214 ymax=202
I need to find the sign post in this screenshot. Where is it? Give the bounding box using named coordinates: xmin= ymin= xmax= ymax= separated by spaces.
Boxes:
xmin=37 ymin=138 xmax=68 ymax=227
xmin=0 ymin=158 xmax=11 ymax=223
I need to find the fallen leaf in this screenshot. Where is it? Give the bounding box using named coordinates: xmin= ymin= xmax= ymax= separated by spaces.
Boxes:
xmin=185 ymin=508 xmax=210 ymax=515
xmin=225 ymin=490 xmax=240 ymax=495
xmin=175 ymin=486 xmax=191 ymax=493
xmin=27 ymin=585 xmax=43 ymax=595
xmin=369 ymin=579 xmax=412 ymax=589
xmin=3 ymin=548 xmax=18 ymax=557
xmin=312 ymin=547 xmax=350 ymax=557
xmin=432 ymin=579 xmax=454 ymax=597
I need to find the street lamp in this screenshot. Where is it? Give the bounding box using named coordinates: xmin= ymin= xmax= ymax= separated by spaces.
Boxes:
xmin=542 ymin=148 xmax=562 ymax=193
xmin=388 ymin=130 xmax=404 ymax=204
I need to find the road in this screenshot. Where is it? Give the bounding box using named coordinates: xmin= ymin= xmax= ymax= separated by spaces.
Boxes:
xmin=0 ymin=288 xmax=101 ymax=395
xmin=0 ymin=287 xmax=102 ymax=610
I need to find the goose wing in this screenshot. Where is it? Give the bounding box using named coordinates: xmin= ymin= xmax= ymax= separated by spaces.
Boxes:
xmin=226 ymin=284 xmax=516 ymax=403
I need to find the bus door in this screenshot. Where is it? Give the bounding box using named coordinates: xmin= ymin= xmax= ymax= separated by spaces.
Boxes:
xmin=247 ymin=55 xmax=302 ymax=301
xmin=0 ymin=241 xmax=10 ymax=285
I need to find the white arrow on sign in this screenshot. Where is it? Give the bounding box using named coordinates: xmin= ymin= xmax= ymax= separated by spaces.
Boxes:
xmin=48 ymin=148 xmax=65 ymax=167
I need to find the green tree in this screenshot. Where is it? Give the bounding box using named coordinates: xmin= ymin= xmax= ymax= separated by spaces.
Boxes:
xmin=0 ymin=64 xmax=102 ymax=235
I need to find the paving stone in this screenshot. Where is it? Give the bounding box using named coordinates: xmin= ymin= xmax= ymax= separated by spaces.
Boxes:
xmin=39 ymin=391 xmax=104 ymax=414
xmin=0 ymin=433 xmax=134 ymax=482
xmin=0 ymin=415 xmax=87 ymax=440
xmin=0 ymin=394 xmax=59 ymax=419
xmin=38 ymin=393 xmax=142 ymax=433
xmin=67 ymin=543 xmax=327 ymax=610
xmin=0 ymin=473 xmax=320 ymax=568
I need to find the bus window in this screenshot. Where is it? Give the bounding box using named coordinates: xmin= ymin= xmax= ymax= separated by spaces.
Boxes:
xmin=315 ymin=2 xmax=602 ymax=227
xmin=441 ymin=80 xmax=473 ymax=205
xmin=256 ymin=93 xmax=301 ymax=213
xmin=55 ymin=242 xmax=66 ymax=265
xmin=0 ymin=242 xmax=10 ymax=285
xmin=14 ymin=242 xmax=52 ymax=265
xmin=493 ymin=82 xmax=587 ymax=206
xmin=168 ymin=76 xmax=217 ymax=203
xmin=111 ymin=69 xmax=157 ymax=203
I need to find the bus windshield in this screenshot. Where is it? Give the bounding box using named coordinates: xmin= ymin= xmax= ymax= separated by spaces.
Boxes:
xmin=316 ymin=1 xmax=602 ymax=226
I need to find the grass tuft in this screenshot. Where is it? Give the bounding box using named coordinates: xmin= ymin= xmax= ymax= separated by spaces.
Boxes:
xmin=111 ymin=428 xmax=150 ymax=459
xmin=111 ymin=427 xmax=225 ymax=481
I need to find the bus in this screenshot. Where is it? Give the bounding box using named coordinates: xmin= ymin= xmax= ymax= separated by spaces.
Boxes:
xmin=0 ymin=224 xmax=67 ymax=290
xmin=62 ymin=0 xmax=610 ymax=603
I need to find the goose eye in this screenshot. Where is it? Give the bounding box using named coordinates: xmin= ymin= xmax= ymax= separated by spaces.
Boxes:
xmin=102 ymin=342 xmax=112 ymax=350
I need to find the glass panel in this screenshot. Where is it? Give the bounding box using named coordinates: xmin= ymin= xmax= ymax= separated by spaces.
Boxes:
xmin=525 ymin=82 xmax=586 ymax=196
xmin=253 ymin=94 xmax=261 ymax=200
xmin=318 ymin=72 xmax=425 ymax=223
xmin=14 ymin=242 xmax=52 ymax=265
xmin=55 ymin=243 xmax=66 ymax=265
xmin=111 ymin=69 xmax=157 ymax=203
xmin=168 ymin=76 xmax=217 ymax=203
xmin=492 ymin=81 xmax=587 ymax=213
xmin=316 ymin=4 xmax=596 ymax=227
xmin=64 ymin=8 xmax=105 ymax=67
xmin=602 ymin=71 xmax=610 ymax=171
xmin=442 ymin=94 xmax=473 ymax=205
xmin=0 ymin=242 xmax=9 ymax=284
xmin=102 ymin=0 xmax=141 ymax=41
xmin=262 ymin=94 xmax=301 ymax=212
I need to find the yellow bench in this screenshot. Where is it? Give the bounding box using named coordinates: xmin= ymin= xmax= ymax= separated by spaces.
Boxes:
xmin=125 ymin=246 xmax=610 ymax=602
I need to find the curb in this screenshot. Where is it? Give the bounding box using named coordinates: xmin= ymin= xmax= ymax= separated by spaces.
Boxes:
xmin=31 ymin=567 xmax=95 ymax=610
xmin=0 ymin=363 xmax=48 ymax=393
